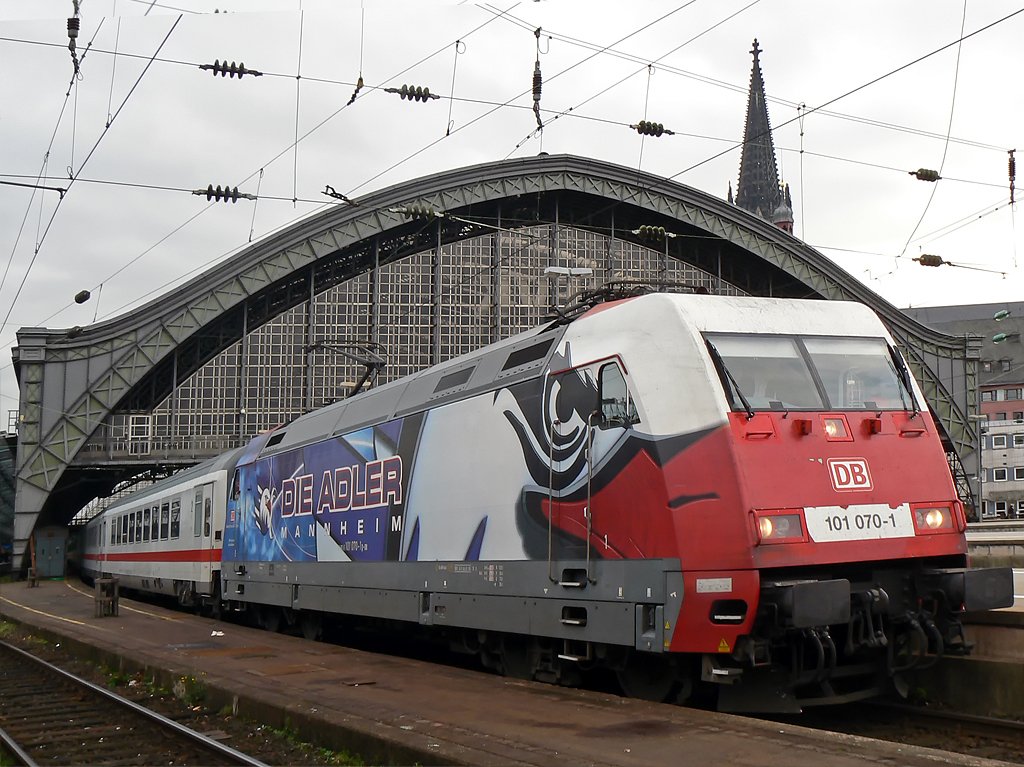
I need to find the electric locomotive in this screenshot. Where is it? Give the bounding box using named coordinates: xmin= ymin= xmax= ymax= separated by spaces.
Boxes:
xmin=84 ymin=293 xmax=1013 ymax=712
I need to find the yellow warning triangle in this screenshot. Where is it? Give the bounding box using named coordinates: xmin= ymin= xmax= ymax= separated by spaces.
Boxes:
xmin=718 ymin=638 xmax=731 ymax=652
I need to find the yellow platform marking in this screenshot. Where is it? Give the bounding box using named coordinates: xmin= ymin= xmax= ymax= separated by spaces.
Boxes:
xmin=0 ymin=595 xmax=89 ymax=627
xmin=64 ymin=580 xmax=182 ymax=621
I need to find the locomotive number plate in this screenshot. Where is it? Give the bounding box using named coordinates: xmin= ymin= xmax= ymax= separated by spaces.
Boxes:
xmin=803 ymin=503 xmax=915 ymax=542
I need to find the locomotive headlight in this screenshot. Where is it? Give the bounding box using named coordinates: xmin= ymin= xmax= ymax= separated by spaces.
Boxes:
xmin=912 ymin=504 xmax=954 ymax=534
xmin=821 ymin=416 xmax=852 ymax=441
xmin=755 ymin=511 xmax=807 ymax=544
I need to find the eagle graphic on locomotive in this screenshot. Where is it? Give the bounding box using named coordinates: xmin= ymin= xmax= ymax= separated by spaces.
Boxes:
xmin=83 ymin=292 xmax=1013 ymax=712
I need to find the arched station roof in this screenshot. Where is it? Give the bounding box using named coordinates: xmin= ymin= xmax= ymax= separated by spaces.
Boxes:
xmin=12 ymin=154 xmax=979 ymax=567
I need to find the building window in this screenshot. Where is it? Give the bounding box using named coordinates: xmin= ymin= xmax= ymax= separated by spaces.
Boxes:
xmin=1016 ymin=412 xmax=1024 ymax=421
xmin=997 ymin=413 xmax=1008 ymax=422
xmin=1007 ymin=388 xmax=1023 ymax=401
xmin=1015 ymin=435 xmax=1024 ymax=447
xmin=983 ymin=361 xmax=993 ymax=372
xmin=993 ymin=435 xmax=1008 ymax=448
xmin=996 ymin=501 xmax=1008 ymax=513
xmin=1002 ymin=360 xmax=1012 ymax=372
xmin=1016 ymin=467 xmax=1024 ymax=480
xmin=982 ymin=390 xmax=996 ymax=402
xmin=994 ymin=468 xmax=1009 ymax=481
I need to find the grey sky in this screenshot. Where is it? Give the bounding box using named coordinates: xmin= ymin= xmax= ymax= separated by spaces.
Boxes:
xmin=1 ymin=1 xmax=1021 ymax=416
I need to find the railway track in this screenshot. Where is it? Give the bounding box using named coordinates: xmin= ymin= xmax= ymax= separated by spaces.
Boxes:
xmin=0 ymin=639 xmax=267 ymax=767
xmin=787 ymin=700 xmax=1024 ymax=761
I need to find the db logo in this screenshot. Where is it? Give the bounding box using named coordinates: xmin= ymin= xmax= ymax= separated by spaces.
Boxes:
xmin=827 ymin=458 xmax=872 ymax=491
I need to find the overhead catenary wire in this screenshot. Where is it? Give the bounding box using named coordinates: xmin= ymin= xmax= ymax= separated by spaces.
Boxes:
xmin=897 ymin=0 xmax=969 ymax=258
xmin=0 ymin=15 xmax=180 ymax=342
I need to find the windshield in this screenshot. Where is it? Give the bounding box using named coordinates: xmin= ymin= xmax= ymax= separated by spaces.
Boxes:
xmin=706 ymin=333 xmax=913 ymax=412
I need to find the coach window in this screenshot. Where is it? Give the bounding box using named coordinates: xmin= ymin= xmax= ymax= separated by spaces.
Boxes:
xmin=598 ymin=363 xmax=638 ymax=427
xmin=194 ymin=489 xmax=204 ymax=536
xmin=121 ymin=514 xmax=128 ymax=544
xmin=111 ymin=519 xmax=117 ymax=546
xmin=204 ymin=496 xmax=212 ymax=537
xmin=129 ymin=512 xmax=136 ymax=544
xmin=151 ymin=508 xmax=159 ymax=541
xmin=143 ymin=509 xmax=151 ymax=542
xmin=169 ymin=501 xmax=180 ymax=538
xmin=137 ymin=512 xmax=143 ymax=543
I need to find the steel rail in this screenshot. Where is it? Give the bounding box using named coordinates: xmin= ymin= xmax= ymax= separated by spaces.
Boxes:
xmin=0 ymin=638 xmax=268 ymax=767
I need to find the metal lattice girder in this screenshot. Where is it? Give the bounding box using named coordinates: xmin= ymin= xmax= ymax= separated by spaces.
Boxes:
xmin=12 ymin=154 xmax=977 ymax=567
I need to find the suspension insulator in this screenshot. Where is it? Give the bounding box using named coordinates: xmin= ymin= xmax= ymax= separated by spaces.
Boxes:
xmin=199 ymin=59 xmax=263 ymax=78
xmin=634 ymin=120 xmax=671 ymax=137
xmin=910 ymin=168 xmax=941 ymax=182
xmin=192 ymin=185 xmax=256 ymax=203
xmin=67 ymin=16 xmax=80 ymax=40
xmin=1010 ymin=153 xmax=1016 ymax=182
xmin=385 ymin=84 xmax=440 ymax=102
xmin=916 ymin=254 xmax=944 ymax=267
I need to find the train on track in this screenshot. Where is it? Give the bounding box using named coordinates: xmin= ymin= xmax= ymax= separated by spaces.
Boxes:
xmin=82 ymin=291 xmax=1014 ymax=712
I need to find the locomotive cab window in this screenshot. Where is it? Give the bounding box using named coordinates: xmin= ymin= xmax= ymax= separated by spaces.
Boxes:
xmin=598 ymin=363 xmax=638 ymax=427
xmin=231 ymin=471 xmax=241 ymax=501
xmin=706 ymin=333 xmax=916 ymax=413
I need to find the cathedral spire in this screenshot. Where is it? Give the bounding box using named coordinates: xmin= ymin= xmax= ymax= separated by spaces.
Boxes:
xmin=735 ymin=39 xmax=783 ymax=223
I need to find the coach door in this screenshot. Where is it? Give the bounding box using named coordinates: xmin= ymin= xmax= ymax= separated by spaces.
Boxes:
xmin=195 ymin=483 xmax=216 ymax=590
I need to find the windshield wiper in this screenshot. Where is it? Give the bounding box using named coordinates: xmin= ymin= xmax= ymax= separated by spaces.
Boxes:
xmin=887 ymin=344 xmax=920 ymax=418
xmin=706 ymin=339 xmax=755 ymax=420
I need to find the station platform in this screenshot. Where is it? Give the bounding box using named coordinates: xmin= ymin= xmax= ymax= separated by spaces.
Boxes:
xmin=0 ymin=579 xmax=1006 ymax=767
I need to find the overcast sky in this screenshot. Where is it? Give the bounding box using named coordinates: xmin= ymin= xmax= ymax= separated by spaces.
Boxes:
xmin=1 ymin=1 xmax=1022 ymax=416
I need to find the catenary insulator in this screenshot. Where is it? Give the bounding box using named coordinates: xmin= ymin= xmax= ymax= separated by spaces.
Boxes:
xmin=910 ymin=168 xmax=941 ymax=182
xmin=401 ymin=204 xmax=438 ymax=220
xmin=633 ymin=120 xmax=672 ymax=137
xmin=533 ymin=60 xmax=543 ymax=130
xmin=74 ymin=290 xmax=90 ymax=304
xmin=199 ymin=59 xmax=263 ymax=78
xmin=917 ymin=254 xmax=944 ymax=267
xmin=635 ymin=225 xmax=667 ymax=242
xmin=1011 ymin=154 xmax=1017 ymax=182
xmin=192 ymin=185 xmax=256 ymax=203
xmin=67 ymin=16 xmax=80 ymax=39
xmin=384 ymin=84 xmax=439 ymax=102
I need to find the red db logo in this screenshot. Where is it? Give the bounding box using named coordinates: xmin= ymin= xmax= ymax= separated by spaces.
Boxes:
xmin=827 ymin=458 xmax=872 ymax=491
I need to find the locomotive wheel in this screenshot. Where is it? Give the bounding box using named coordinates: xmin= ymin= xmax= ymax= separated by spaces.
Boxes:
xmin=616 ymin=651 xmax=679 ymax=702
xmin=301 ymin=612 xmax=323 ymax=641
xmin=259 ymin=606 xmax=282 ymax=633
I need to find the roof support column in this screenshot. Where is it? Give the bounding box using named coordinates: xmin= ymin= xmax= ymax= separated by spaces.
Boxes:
xmin=432 ymin=219 xmax=442 ymax=365
xmin=492 ymin=206 xmax=502 ymax=344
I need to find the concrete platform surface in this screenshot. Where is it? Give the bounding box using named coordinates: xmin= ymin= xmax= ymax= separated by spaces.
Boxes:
xmin=0 ymin=579 xmax=1011 ymax=767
